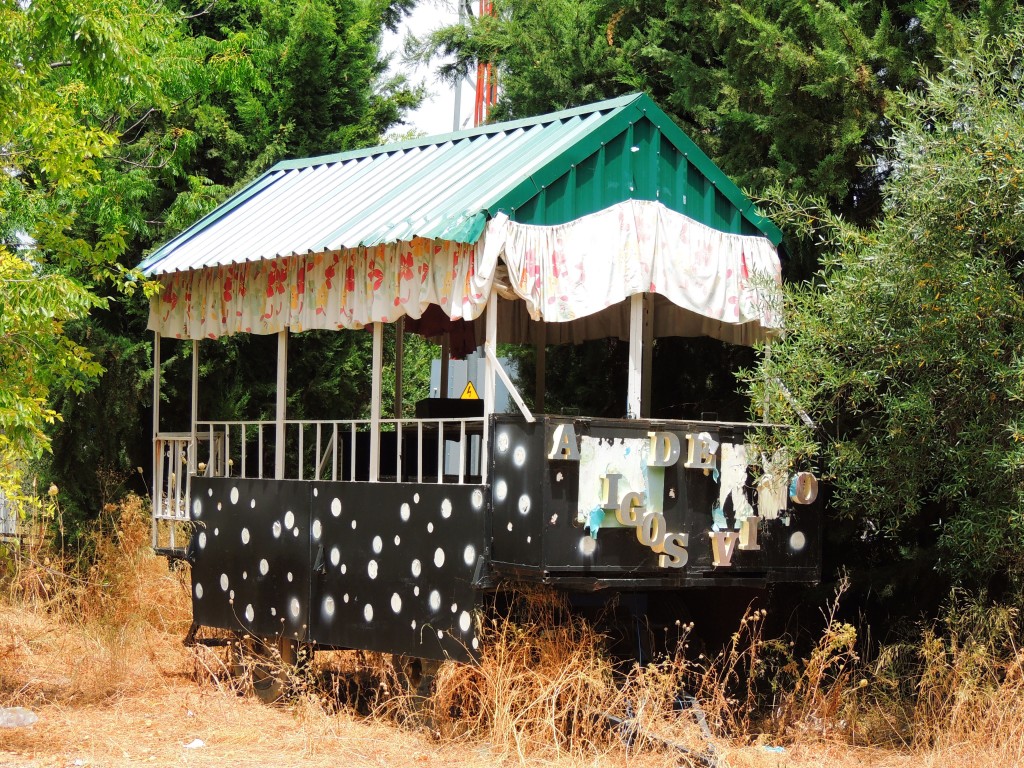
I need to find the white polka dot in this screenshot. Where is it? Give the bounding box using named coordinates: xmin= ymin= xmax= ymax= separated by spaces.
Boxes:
xmin=434 ymin=548 xmax=446 ymax=568
xmin=287 ymin=572 xmax=293 ymax=582
xmin=192 ymin=499 xmax=203 ymax=518
xmin=241 ymin=527 xmax=250 ymax=544
xmin=459 ymin=611 xmax=472 ymax=633
xmin=313 ymin=488 xmax=319 ymax=497
xmin=340 ymin=564 xmax=347 ymax=574
xmin=497 ymin=432 xmax=510 ymax=453
xmin=400 ymin=503 xmax=410 ymax=521
xmin=312 ymin=519 xmax=322 ymax=539
xmin=472 ymin=637 xmax=479 ymax=650
xmin=324 ymin=596 xmax=335 ymax=617
xmin=207 ymin=488 xmax=213 ymax=497
xmin=472 ymin=489 xmax=484 ymax=509
xmin=259 ymin=558 xmax=269 ymax=575
xmin=230 ymin=487 xmax=239 ymax=505
xmin=198 ymin=532 xmax=207 ymax=549
xmin=194 ymin=583 xmax=204 ymax=599
xmin=216 ymin=502 xmax=222 ymax=511
xmin=413 ymin=586 xmax=420 ymax=596
xmin=250 ymin=499 xmax=256 ymax=509
xmin=331 ymin=498 xmax=342 ymax=517
xmin=413 ymin=493 xmax=420 ymax=503
xmin=372 ymin=535 xmax=383 ymax=554
xmin=364 ymin=604 xmax=374 ymax=622
xmin=391 ymin=593 xmax=402 ymax=613
xmin=495 ymin=480 xmax=508 ymax=501
xmin=427 ymin=522 xmax=434 ymax=533
xmin=270 ymin=607 xmax=277 ymax=616
xmin=284 ymin=510 xmax=295 ymax=529
xmin=394 ymin=535 xmax=401 ymax=546
xmin=513 ymin=446 xmax=526 ymax=466
xmin=330 ymin=547 xmax=340 ymax=566
xmin=350 ymin=520 xmax=357 ymax=529
xmin=429 ymin=590 xmax=441 ymax=611
xmin=368 ymin=560 xmax=378 ymax=579
xmin=411 ymin=559 xmax=421 ymax=577
xmin=463 ymin=544 xmax=476 ymax=566
xmin=272 ymin=521 xmax=282 ymax=538
xmin=441 ymin=499 xmax=452 ymax=518
xmin=518 ymin=495 xmax=531 ymax=515
xmin=437 ymin=630 xmax=444 ymax=639
xmin=292 ymin=527 xmax=299 ymax=538
xmin=343 ymin=593 xmax=349 ymax=603
xmin=220 ymin=574 xmax=229 ymax=591
xmin=790 ymin=531 xmax=807 ymax=551
xmin=213 ymin=527 xmax=219 ymax=536
xmin=411 ymin=619 xmax=417 ymax=630
xmin=229 ymin=589 xmax=235 ymax=600
xmin=527 ymin=536 xmax=532 ymax=544
xmin=450 ymin=603 xmax=458 ymax=613
xmin=245 ymin=604 xmax=254 ymax=622
xmin=290 ymin=598 xmax=300 ymax=617
xmin=241 ymin=571 xmax=247 ymax=580
xmin=579 ymin=536 xmax=597 ymax=556
xmin=507 ymin=522 xmax=514 ymax=532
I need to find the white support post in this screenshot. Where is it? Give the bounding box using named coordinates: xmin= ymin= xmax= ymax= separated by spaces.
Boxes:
xmin=370 ymin=322 xmax=383 ymax=482
xmin=534 ymin=323 xmax=545 ymax=414
xmin=483 ymin=290 xmax=498 ymax=482
xmin=190 ymin=340 xmax=199 ymax=473
xmin=627 ymin=293 xmax=643 ymax=418
xmin=275 ymin=330 xmax=288 ymax=480
xmin=395 ymin=316 xmax=405 ymax=418
xmin=641 ymin=293 xmax=654 ymax=418
xmin=151 ymin=332 xmax=161 ymax=549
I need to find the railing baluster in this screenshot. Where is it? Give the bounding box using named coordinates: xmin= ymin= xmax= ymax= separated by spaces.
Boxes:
xmin=315 ymin=424 xmax=322 ymax=481
xmin=258 ymin=424 xmax=264 ymax=479
xmin=347 ymin=423 xmax=354 ymax=481
xmin=241 ymin=424 xmax=247 ymax=478
xmin=396 ymin=419 xmax=403 ymax=481
xmin=437 ymin=420 xmax=443 ymax=484
xmin=458 ymin=419 xmax=466 ymax=484
xmin=332 ymin=423 xmax=338 ymax=481
xmin=417 ymin=421 xmax=423 ymax=484
xmin=298 ymin=423 xmax=304 ymax=480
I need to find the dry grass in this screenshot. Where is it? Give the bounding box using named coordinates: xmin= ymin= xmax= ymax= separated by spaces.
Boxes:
xmin=0 ymin=497 xmax=1022 ymax=767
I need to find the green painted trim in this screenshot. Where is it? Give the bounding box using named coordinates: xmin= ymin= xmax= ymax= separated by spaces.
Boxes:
xmin=485 ymin=94 xmax=782 ymax=245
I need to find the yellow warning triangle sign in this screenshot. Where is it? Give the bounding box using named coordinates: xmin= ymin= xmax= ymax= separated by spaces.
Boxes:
xmin=460 ymin=381 xmax=480 ymax=400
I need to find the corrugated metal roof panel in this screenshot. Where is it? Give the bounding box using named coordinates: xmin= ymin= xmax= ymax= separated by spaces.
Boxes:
xmin=141 ymin=93 xmax=782 ymax=276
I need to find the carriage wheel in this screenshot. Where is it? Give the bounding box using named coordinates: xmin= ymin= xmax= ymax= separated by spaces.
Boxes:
xmin=250 ymin=635 xmax=299 ymax=704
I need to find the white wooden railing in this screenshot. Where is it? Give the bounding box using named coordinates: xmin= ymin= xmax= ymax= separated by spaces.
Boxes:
xmin=151 ymin=417 xmax=484 ymax=553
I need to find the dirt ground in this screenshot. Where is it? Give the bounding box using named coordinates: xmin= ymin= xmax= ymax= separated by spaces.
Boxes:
xmin=0 ymin=603 xmax=936 ymax=768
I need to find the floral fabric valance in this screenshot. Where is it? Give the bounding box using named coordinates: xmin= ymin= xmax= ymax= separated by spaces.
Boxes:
xmin=148 ymin=200 xmax=781 ymax=343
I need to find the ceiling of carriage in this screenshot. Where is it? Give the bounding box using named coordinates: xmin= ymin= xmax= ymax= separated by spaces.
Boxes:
xmin=139 ymin=92 xmax=781 ymax=278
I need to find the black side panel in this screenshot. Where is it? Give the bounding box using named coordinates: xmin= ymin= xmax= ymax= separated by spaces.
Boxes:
xmin=488 ymin=416 xmax=820 ymax=585
xmin=190 ymin=478 xmax=312 ymax=640
xmin=309 ymin=482 xmax=488 ymax=662
xmin=489 ymin=422 xmax=546 ymax=568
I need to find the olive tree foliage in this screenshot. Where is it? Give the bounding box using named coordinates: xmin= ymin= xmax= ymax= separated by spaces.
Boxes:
xmin=745 ymin=18 xmax=1024 ymax=593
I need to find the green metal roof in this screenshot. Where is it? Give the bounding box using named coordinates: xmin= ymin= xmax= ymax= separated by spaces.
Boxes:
xmin=141 ymin=93 xmax=781 ymax=275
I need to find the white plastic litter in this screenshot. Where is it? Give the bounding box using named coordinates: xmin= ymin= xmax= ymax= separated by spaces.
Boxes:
xmin=0 ymin=707 xmax=38 ymax=728
xmin=183 ymin=738 xmax=205 ymax=749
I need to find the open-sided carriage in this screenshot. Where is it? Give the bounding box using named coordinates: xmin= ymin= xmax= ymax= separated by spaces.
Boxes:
xmin=143 ymin=94 xmax=820 ymax=680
